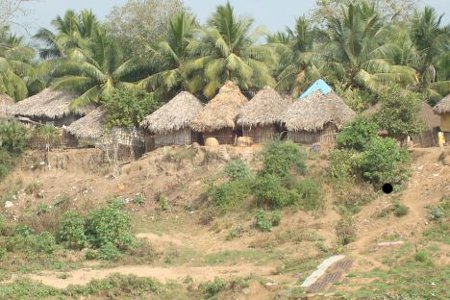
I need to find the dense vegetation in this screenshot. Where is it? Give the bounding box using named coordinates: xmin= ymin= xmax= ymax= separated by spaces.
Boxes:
xmin=1 ymin=0 xmax=449 ymax=122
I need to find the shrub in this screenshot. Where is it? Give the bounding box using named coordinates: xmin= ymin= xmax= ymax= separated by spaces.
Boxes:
xmin=254 ymin=174 xmax=295 ymax=208
xmin=34 ymin=232 xmax=57 ymax=254
xmin=255 ymin=210 xmax=281 ymax=232
xmin=209 ymin=180 xmax=251 ymax=211
xmin=0 ymin=120 xmax=31 ymax=154
xmin=5 ymin=231 xmax=56 ymax=254
xmin=329 ymin=149 xmax=360 ymax=183
xmin=58 ymin=211 xmax=87 ymax=250
xmin=261 ymin=141 xmax=307 ymax=179
xmin=336 ymin=217 xmax=356 ymax=245
xmin=224 ymin=159 xmax=251 ymax=181
xmin=336 ymin=117 xmax=379 ymax=151
xmin=85 ymin=206 xmax=133 ymax=249
xmin=199 ymin=277 xmax=226 ymax=298
xmin=393 ymin=201 xmax=409 ymax=217
xmin=358 ymin=137 xmax=411 ymax=186
xmin=415 ymin=250 xmax=429 ymax=263
xmin=0 ymin=149 xmax=13 ymax=178
xmin=33 ymin=124 xmax=60 ymax=149
xmin=295 ymin=179 xmax=324 ymax=211
xmin=97 ymin=242 xmax=122 ymax=261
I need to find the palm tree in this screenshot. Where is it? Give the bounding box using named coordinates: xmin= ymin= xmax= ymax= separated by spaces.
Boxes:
xmin=410 ymin=6 xmax=450 ymax=101
xmin=321 ymin=1 xmax=417 ymax=93
xmin=269 ymin=17 xmax=321 ymax=97
xmin=0 ymin=26 xmax=36 ymax=100
xmin=186 ymin=3 xmax=275 ymax=98
xmin=138 ymin=12 xmax=197 ymax=99
xmin=51 ymin=27 xmax=144 ymax=109
xmin=34 ymin=9 xmax=99 ymax=59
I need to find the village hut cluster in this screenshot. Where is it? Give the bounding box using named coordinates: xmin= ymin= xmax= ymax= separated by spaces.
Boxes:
xmin=2 ymin=79 xmax=449 ymax=157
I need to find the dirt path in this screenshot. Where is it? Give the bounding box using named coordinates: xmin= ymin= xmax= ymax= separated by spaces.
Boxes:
xmin=22 ymin=264 xmax=275 ymax=289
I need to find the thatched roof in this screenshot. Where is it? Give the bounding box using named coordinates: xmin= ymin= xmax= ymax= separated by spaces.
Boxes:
xmin=282 ymin=91 xmax=356 ymax=132
xmin=141 ymin=91 xmax=203 ymax=134
xmin=434 ymin=94 xmax=450 ymax=115
xmin=420 ymin=102 xmax=440 ymax=128
xmin=0 ymin=94 xmax=14 ymax=119
xmin=9 ymin=88 xmax=89 ymax=119
xmin=237 ymin=86 xmax=293 ymax=127
xmin=65 ymin=107 xmax=106 ymax=139
xmin=191 ymin=81 xmax=248 ymax=132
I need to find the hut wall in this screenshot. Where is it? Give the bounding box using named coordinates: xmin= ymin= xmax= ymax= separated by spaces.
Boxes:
xmin=243 ymin=125 xmax=277 ymax=144
xmin=204 ymin=128 xmax=236 ymax=145
xmin=412 ymin=128 xmax=438 ymax=148
xmin=288 ymin=124 xmax=338 ymax=145
xmin=441 ymin=114 xmax=450 ymax=132
xmin=155 ymin=128 xmax=193 ymax=148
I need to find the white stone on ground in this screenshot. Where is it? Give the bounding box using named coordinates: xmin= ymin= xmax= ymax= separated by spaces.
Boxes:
xmin=300 ymin=255 xmax=346 ymax=288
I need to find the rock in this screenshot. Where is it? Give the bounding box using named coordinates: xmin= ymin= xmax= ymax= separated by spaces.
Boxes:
xmin=377 ymin=241 xmax=404 ymax=247
xmin=439 ymin=151 xmax=450 ymax=166
xmin=4 ymin=201 xmax=14 ymax=208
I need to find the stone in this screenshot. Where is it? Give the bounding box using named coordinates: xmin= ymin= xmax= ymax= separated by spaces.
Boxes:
xmin=205 ymin=137 xmax=219 ymax=147
xmin=4 ymin=201 xmax=14 ymax=208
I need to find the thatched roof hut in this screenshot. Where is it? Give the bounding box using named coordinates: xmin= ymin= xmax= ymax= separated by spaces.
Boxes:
xmin=420 ymin=102 xmax=440 ymax=129
xmin=9 ymin=88 xmax=89 ymax=125
xmin=191 ymin=81 xmax=248 ymax=132
xmin=433 ymin=94 xmax=450 ymax=115
xmin=282 ymin=91 xmax=356 ymax=132
xmin=0 ymin=93 xmax=14 ymax=119
xmin=237 ymin=86 xmax=292 ymax=127
xmin=141 ymin=91 xmax=203 ymax=134
xmin=65 ymin=107 xmax=106 ymax=140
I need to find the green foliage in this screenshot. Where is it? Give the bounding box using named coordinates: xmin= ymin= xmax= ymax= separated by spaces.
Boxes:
xmin=260 ymin=141 xmax=307 ymax=179
xmin=97 ymin=242 xmax=122 ymax=261
xmin=295 ymin=179 xmax=324 ymax=211
xmin=337 ymin=117 xmax=379 ymax=152
xmin=33 ymin=124 xmax=60 ymax=148
xmin=58 ymin=211 xmax=87 ymax=250
xmin=329 ymin=149 xmax=360 ymax=183
xmin=374 ymin=86 xmax=425 ymax=140
xmin=209 ymin=180 xmax=252 ymax=212
xmin=254 ymin=174 xmax=295 ymax=209
xmin=0 ymin=120 xmax=31 ymax=154
xmin=85 ymin=205 xmax=133 ymax=249
xmin=157 ymin=193 xmax=171 ymax=211
xmin=255 ymin=210 xmax=282 ymax=232
xmin=224 ymin=159 xmax=251 ymax=181
xmin=199 ymin=277 xmax=226 ymax=298
xmin=5 ymin=231 xmax=57 ymax=254
xmin=358 ymin=137 xmax=411 ymax=186
xmin=102 ymin=88 xmax=160 ymax=129
xmin=0 ymin=148 xmax=13 ymax=178
xmin=414 ymin=250 xmax=430 ymax=263
xmin=393 ymin=201 xmax=409 ymax=217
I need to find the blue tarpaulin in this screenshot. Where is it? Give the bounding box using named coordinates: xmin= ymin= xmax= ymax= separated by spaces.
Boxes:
xmin=299 ymin=79 xmax=333 ymax=99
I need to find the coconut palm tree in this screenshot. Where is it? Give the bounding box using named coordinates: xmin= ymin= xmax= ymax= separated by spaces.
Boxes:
xmin=269 ymin=17 xmax=322 ymax=97
xmin=0 ymin=26 xmax=36 ymax=100
xmin=51 ymin=27 xmax=144 ymax=109
xmin=186 ymin=3 xmax=275 ymax=98
xmin=410 ymin=6 xmax=450 ymax=101
xmin=34 ymin=9 xmax=99 ymax=59
xmin=138 ymin=12 xmax=197 ymax=99
xmin=321 ymin=1 xmax=417 ymax=92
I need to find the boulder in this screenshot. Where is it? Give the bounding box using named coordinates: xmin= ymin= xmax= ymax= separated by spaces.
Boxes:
xmin=205 ymin=137 xmax=219 ymax=147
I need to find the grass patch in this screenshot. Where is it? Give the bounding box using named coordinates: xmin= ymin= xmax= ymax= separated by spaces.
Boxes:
xmin=203 ymin=249 xmax=282 ymax=266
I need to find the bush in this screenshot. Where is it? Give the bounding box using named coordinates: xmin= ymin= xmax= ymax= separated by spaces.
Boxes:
xmin=415 ymin=250 xmax=429 ymax=263
xmin=336 ymin=217 xmax=356 ymax=245
xmin=0 ymin=149 xmax=13 ymax=178
xmin=199 ymin=277 xmax=226 ymax=298
xmin=34 ymin=232 xmax=57 ymax=254
xmin=261 ymin=141 xmax=307 ymax=179
xmin=224 ymin=159 xmax=251 ymax=181
xmin=329 ymin=149 xmax=360 ymax=183
xmin=0 ymin=120 xmax=31 ymax=154
xmin=336 ymin=117 xmax=379 ymax=151
xmin=33 ymin=124 xmax=60 ymax=149
xmin=209 ymin=180 xmax=251 ymax=211
xmin=295 ymin=179 xmax=324 ymax=211
xmin=58 ymin=211 xmax=87 ymax=250
xmin=5 ymin=231 xmax=56 ymax=254
xmin=255 ymin=210 xmax=282 ymax=232
xmin=358 ymin=137 xmax=411 ymax=186
xmin=85 ymin=206 xmax=134 ymax=249
xmin=97 ymin=242 xmax=122 ymax=261
xmin=393 ymin=201 xmax=409 ymax=217
xmin=253 ymin=174 xmax=295 ymax=208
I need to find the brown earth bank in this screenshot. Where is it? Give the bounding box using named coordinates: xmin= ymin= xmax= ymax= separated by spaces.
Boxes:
xmin=0 ymin=145 xmax=448 ymax=299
